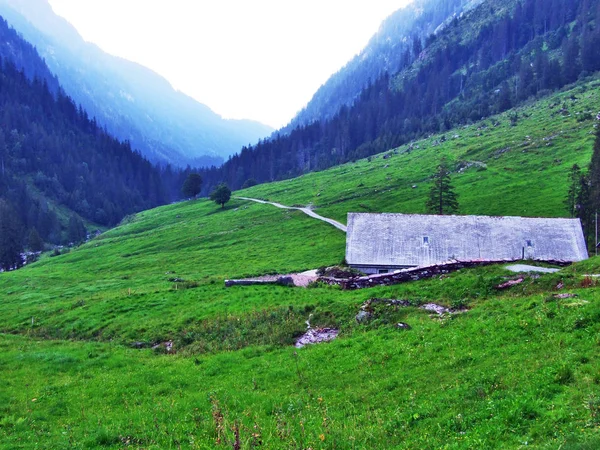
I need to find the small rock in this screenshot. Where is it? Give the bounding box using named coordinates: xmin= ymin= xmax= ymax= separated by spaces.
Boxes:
xmin=277 ymin=276 xmax=295 ymax=287
xmin=420 ymin=303 xmax=451 ymax=315
xmin=553 ymin=293 xmax=577 ymax=299
xmin=396 ymin=322 xmax=411 ymax=330
xmin=130 ymin=341 xmax=149 ymax=349
xmin=355 ymin=310 xmax=373 ymax=323
xmin=152 ymin=341 xmax=175 ymax=353
xmin=495 ymin=277 xmax=524 ymax=290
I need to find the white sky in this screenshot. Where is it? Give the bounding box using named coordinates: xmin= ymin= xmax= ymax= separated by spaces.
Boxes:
xmin=47 ymin=1 xmax=411 ymax=129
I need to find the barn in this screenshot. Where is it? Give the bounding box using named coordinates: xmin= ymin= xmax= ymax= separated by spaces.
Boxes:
xmin=346 ymin=213 xmax=589 ymax=274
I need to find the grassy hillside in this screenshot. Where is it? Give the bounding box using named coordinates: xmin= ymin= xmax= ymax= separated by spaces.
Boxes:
xmin=242 ymin=79 xmax=599 ymax=223
xmin=1 ymin=80 xmax=600 ymax=448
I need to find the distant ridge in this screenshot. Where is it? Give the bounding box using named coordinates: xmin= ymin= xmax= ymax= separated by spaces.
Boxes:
xmin=0 ymin=0 xmax=273 ymax=167
xmin=284 ymin=0 xmax=484 ymax=132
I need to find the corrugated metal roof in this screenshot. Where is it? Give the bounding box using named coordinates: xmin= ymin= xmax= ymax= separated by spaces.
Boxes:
xmin=346 ymin=213 xmax=589 ymax=267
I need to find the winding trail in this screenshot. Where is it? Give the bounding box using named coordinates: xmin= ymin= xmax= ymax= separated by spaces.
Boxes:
xmin=236 ymin=197 xmax=347 ymax=232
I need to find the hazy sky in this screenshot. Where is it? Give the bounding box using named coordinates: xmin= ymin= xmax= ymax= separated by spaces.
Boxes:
xmin=47 ymin=1 xmax=411 ymax=129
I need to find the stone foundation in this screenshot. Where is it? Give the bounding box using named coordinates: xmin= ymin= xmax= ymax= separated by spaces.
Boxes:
xmin=317 ymin=259 xmax=569 ymax=290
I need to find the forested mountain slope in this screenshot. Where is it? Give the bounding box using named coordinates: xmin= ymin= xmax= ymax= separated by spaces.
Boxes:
xmin=0 ymin=0 xmax=273 ymax=167
xmin=0 ymin=17 xmax=172 ymax=261
xmin=287 ymin=0 xmax=484 ymax=131
xmin=201 ymin=0 xmax=600 ymax=193
xmin=1 ymin=78 xmax=599 ymax=444
xmin=0 ymin=16 xmax=59 ymax=93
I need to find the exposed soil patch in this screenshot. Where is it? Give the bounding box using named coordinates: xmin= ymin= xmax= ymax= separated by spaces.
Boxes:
xmin=295 ymin=328 xmax=339 ymax=348
xmin=357 ymin=298 xmax=465 ymax=324
xmin=225 ymin=269 xmax=319 ymax=288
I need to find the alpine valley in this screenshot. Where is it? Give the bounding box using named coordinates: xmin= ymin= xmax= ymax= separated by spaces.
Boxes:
xmin=1 ymin=0 xmax=600 ymax=448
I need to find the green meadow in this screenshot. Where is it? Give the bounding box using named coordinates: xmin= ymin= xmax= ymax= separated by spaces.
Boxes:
xmin=242 ymin=79 xmax=600 ymax=223
xmin=1 ymin=79 xmax=600 ymax=448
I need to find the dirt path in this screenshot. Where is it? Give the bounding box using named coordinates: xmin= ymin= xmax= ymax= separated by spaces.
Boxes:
xmin=236 ymin=197 xmax=347 ymax=232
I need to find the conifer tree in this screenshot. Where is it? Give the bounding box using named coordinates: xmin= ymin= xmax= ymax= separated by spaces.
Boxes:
xmin=67 ymin=216 xmax=87 ymax=245
xmin=426 ymin=158 xmax=459 ymax=215
xmin=565 ymin=164 xmax=584 ymax=217
xmin=0 ymin=200 xmax=24 ymax=271
xmin=28 ymin=228 xmax=44 ymax=252
xmin=182 ymin=173 xmax=203 ymax=199
xmin=588 ymin=126 xmax=600 ymax=218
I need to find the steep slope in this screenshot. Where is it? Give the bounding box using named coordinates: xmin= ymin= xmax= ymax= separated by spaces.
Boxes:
xmin=0 ymin=16 xmax=59 ymax=93
xmin=286 ymin=0 xmax=484 ymax=131
xmin=203 ymin=0 xmax=600 ymax=191
xmin=243 ymin=78 xmax=599 ymax=239
xmin=1 ymin=81 xmax=599 ymax=444
xmin=0 ymin=16 xmax=171 ymax=250
xmin=0 ymin=0 xmax=273 ymax=167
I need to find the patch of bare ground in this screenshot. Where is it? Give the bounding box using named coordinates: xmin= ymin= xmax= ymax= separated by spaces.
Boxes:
xmin=225 ymin=269 xmax=318 ymax=287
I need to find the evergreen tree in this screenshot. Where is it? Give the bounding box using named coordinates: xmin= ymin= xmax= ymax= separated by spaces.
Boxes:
xmin=210 ymin=183 xmax=232 ymax=209
xmin=241 ymin=178 xmax=257 ymax=189
xmin=182 ymin=173 xmax=203 ymax=199
xmin=565 ymin=164 xmax=583 ymax=217
xmin=580 ymin=173 xmax=594 ymax=248
xmin=562 ymin=36 xmax=582 ymax=84
xmin=582 ymin=28 xmax=600 ymax=73
xmin=426 ymin=158 xmax=459 ymax=215
xmin=67 ymin=216 xmax=87 ymax=245
xmin=28 ymin=227 xmax=44 ymax=252
xmin=0 ymin=200 xmax=24 ymax=271
xmin=589 ymin=126 xmax=600 ymax=215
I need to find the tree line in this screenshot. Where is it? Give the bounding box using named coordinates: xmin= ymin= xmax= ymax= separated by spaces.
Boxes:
xmin=197 ymin=0 xmax=600 ymax=194
xmin=566 ymin=127 xmax=600 ymax=252
xmin=0 ymin=15 xmax=235 ymax=270
xmin=0 ymin=53 xmax=183 ymax=269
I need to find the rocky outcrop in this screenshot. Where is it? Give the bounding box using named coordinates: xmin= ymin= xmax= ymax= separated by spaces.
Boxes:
xmin=225 ymin=276 xmax=295 ymax=287
xmin=295 ymin=328 xmax=339 ymax=348
xmin=318 ymin=259 xmax=569 ymax=290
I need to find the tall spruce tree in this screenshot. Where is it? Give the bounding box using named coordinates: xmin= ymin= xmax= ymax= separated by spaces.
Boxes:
xmin=0 ymin=200 xmax=24 ymax=271
xmin=565 ymin=164 xmax=583 ymax=217
xmin=589 ymin=127 xmax=600 ymax=209
xmin=28 ymin=228 xmax=44 ymax=252
xmin=426 ymin=158 xmax=459 ymax=215
xmin=587 ymin=126 xmax=600 ymax=249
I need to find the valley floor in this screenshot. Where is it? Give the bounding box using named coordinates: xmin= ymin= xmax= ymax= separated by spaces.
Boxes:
xmin=2 ymin=80 xmax=600 ymax=448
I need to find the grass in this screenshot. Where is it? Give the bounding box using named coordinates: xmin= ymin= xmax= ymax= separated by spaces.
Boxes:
xmin=1 ymin=79 xmax=600 ymax=448
xmin=240 ymin=78 xmax=600 ymax=223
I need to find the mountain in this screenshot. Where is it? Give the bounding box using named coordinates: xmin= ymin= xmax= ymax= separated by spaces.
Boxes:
xmin=0 ymin=16 xmax=176 ymax=256
xmin=0 ymin=0 xmax=273 ymax=167
xmin=200 ymin=0 xmax=600 ymax=192
xmin=1 ymin=74 xmax=600 ymax=445
xmin=286 ymin=0 xmax=485 ymax=131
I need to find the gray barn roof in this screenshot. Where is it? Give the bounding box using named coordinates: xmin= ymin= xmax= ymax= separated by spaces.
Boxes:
xmin=346 ymin=213 xmax=588 ymax=268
